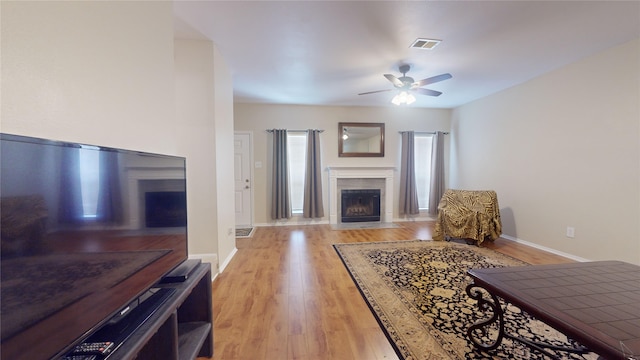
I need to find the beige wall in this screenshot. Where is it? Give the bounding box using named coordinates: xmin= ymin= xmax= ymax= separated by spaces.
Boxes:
xmin=234 ymin=104 xmax=452 ymax=225
xmin=451 ymin=38 xmax=640 ymax=264
xmin=174 ymin=40 xmax=235 ymax=273
xmin=1 ymin=1 xmax=233 ymax=271
xmin=175 ymin=39 xmax=220 ymax=270
xmin=1 ymin=1 xmax=175 ymax=152
xmin=211 ymin=46 xmax=237 ymax=271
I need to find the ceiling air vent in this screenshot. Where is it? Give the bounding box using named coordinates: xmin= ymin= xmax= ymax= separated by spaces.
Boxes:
xmin=410 ymin=38 xmax=441 ymax=50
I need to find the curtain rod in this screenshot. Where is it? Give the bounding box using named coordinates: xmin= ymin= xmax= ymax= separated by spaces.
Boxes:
xmin=399 ymin=131 xmax=449 ymax=135
xmin=266 ymin=129 xmax=324 ymax=133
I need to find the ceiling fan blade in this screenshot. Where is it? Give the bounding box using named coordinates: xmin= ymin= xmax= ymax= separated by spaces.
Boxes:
xmin=414 ymin=73 xmax=452 ymax=87
xmin=414 ymin=88 xmax=443 ymax=97
xmin=358 ymin=89 xmax=392 ymax=95
xmin=384 ymin=74 xmax=404 ymax=88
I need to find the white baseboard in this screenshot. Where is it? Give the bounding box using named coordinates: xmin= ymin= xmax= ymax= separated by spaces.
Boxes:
xmin=500 ymin=235 xmax=591 ymax=262
xmin=219 ymin=247 xmax=238 ymax=273
xmin=393 ymin=215 xmax=437 ymax=222
xmin=254 ymin=219 xmax=329 ymax=227
xmin=255 ymin=216 xmax=440 ymax=227
xmin=243 ymin=222 xmax=590 ymax=263
xmin=188 ymin=253 xmax=218 ymax=281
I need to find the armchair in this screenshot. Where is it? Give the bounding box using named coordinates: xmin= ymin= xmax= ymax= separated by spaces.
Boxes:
xmin=433 ymin=189 xmax=502 ymax=245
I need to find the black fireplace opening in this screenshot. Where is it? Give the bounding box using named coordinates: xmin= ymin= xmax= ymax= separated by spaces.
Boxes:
xmin=341 ymin=189 xmax=381 ymax=223
xmin=145 ymin=191 xmax=187 ymax=228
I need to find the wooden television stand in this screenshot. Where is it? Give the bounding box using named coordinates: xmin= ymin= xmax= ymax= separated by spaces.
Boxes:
xmin=104 ymin=262 xmax=213 ymax=360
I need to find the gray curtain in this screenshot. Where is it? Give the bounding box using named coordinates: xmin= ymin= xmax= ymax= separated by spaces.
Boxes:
xmin=428 ymin=131 xmax=446 ymax=215
xmin=303 ymin=129 xmax=324 ymax=218
xmin=96 ymin=151 xmax=123 ymax=223
xmin=399 ymin=131 xmax=419 ymax=215
xmin=271 ymin=129 xmax=291 ymax=219
xmin=58 ymin=147 xmax=83 ymax=223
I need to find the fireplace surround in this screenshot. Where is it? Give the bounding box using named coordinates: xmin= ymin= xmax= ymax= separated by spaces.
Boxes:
xmin=341 ymin=189 xmax=381 ymax=222
xmin=127 ymin=167 xmax=185 ymax=229
xmin=327 ymin=167 xmax=394 ymax=224
xmin=145 ymin=191 xmax=187 ymax=227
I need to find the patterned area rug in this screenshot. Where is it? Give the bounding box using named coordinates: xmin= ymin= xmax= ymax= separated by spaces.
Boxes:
xmin=1 ymin=250 xmax=169 ymax=340
xmin=334 ymin=240 xmax=597 ymax=360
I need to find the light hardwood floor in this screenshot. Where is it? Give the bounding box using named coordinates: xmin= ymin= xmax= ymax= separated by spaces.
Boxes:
xmin=205 ymin=222 xmax=573 ymax=360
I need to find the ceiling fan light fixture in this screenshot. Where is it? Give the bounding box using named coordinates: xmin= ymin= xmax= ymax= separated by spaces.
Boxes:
xmin=392 ymin=91 xmax=416 ymax=106
xmin=410 ymin=38 xmax=442 ymax=50
xmin=361 ymin=65 xmax=451 ymax=103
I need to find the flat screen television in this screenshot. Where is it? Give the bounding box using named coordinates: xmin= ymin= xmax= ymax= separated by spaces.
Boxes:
xmin=0 ymin=133 xmax=189 ymax=359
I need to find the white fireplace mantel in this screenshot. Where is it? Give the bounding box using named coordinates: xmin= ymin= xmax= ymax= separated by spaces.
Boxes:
xmin=326 ymin=166 xmax=395 ymax=224
xmin=126 ymin=166 xmax=185 ymax=229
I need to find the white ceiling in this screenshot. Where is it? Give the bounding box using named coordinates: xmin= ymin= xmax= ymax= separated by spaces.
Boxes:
xmin=173 ymin=1 xmax=640 ymax=109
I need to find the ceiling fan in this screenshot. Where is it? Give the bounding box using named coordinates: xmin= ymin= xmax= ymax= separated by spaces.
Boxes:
xmin=359 ymin=64 xmax=452 ymax=104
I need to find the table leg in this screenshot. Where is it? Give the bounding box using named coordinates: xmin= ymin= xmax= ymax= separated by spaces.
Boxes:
xmin=465 ymin=283 xmax=590 ymax=359
xmin=465 ymin=283 xmax=505 ymax=352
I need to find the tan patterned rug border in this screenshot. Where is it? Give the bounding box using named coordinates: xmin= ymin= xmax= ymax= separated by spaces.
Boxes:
xmin=333 ymin=240 xmax=597 ymax=360
xmin=334 ymin=240 xmax=454 ymax=359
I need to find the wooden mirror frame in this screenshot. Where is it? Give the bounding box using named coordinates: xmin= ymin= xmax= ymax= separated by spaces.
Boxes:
xmin=338 ymin=122 xmax=385 ymax=157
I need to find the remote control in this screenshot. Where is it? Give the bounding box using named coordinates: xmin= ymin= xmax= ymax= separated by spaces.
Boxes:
xmin=71 ymin=341 xmax=114 ymax=356
xmin=62 ymin=355 xmax=98 ymax=360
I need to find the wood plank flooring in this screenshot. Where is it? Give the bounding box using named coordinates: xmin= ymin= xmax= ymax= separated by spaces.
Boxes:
xmin=204 ymin=222 xmax=573 ymax=360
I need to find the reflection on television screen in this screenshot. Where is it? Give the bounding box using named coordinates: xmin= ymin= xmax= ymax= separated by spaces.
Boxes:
xmin=0 ymin=134 xmax=189 ymax=360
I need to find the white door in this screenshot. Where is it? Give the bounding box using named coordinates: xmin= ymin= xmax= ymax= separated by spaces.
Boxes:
xmin=234 ymin=133 xmax=253 ymax=227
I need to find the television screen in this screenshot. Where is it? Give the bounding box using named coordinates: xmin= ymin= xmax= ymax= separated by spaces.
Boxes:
xmin=0 ymin=134 xmax=189 ymax=360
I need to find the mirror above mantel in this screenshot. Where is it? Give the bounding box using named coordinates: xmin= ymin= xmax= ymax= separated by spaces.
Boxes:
xmin=338 ymin=122 xmax=385 ymax=157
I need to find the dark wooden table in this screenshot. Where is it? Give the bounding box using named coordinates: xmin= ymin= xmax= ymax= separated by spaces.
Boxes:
xmin=466 ymin=261 xmax=640 ymax=359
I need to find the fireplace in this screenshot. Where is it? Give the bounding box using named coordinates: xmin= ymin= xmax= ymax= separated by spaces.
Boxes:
xmin=327 ymin=167 xmax=394 ymax=225
xmin=341 ymin=189 xmax=381 ymax=223
xmin=145 ymin=191 xmax=187 ymax=227
xmin=136 ymin=179 xmax=186 ymax=229
xmin=126 ymin=166 xmax=186 ymax=229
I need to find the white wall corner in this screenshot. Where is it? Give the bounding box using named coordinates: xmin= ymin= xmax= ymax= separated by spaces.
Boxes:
xmin=219 ymin=247 xmax=238 ymax=273
xmin=189 ymin=253 xmax=218 ymax=280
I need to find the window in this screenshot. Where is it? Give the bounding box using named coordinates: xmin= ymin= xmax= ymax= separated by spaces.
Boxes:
xmin=79 ymin=148 xmax=100 ymax=218
xmin=414 ymin=134 xmax=433 ymax=210
xmin=287 ymin=132 xmax=307 ymax=214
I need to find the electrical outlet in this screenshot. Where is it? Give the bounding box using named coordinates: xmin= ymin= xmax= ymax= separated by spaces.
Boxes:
xmin=566 ymin=227 xmax=575 ymax=238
